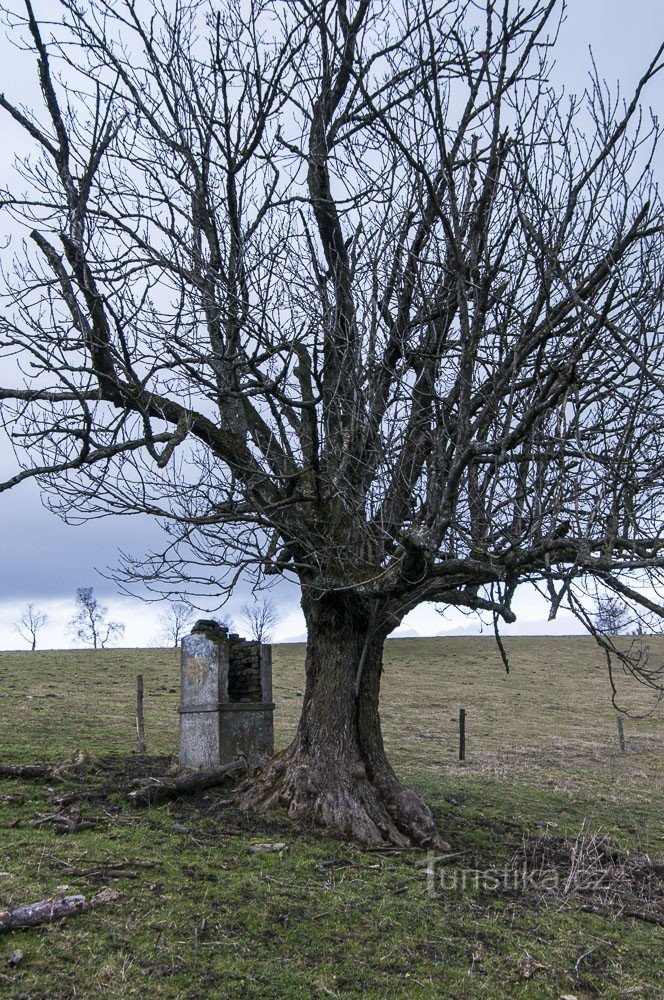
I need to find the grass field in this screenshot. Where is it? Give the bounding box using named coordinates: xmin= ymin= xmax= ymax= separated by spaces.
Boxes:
xmin=0 ymin=637 xmax=662 ymax=998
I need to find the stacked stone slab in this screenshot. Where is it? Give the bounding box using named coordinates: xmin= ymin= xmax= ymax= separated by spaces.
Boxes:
xmin=178 ymin=620 xmax=274 ymax=769
xmin=228 ymin=634 xmax=263 ymax=702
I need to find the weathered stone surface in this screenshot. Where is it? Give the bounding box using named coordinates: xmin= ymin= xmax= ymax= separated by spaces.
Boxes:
xmin=260 ymin=644 xmax=273 ymax=702
xmin=218 ymin=705 xmax=274 ymax=763
xmin=190 ymin=619 xmax=227 ymax=641
xmin=179 ymin=712 xmax=223 ymax=769
xmin=181 ymin=632 xmax=229 ymax=703
xmin=179 ymin=631 xmax=229 ymax=767
xmin=228 ymin=636 xmax=263 ymax=703
xmin=179 ymin=625 xmax=274 ymax=768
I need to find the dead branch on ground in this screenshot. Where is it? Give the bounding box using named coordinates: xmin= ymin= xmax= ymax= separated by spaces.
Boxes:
xmin=0 ymin=888 xmax=120 ymax=932
xmin=126 ymin=759 xmax=246 ymax=806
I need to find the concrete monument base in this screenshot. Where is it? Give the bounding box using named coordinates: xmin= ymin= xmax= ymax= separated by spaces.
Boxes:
xmin=178 ymin=620 xmax=274 ymax=769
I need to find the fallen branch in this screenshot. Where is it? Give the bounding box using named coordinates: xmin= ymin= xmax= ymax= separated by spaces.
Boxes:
xmin=0 ymin=764 xmax=56 ymax=780
xmin=49 ymin=857 xmax=159 ymax=878
xmin=29 ymin=814 xmax=99 ymax=834
xmin=49 ymin=791 xmax=103 ymax=807
xmin=73 ymin=867 xmax=139 ymax=880
xmin=0 ymin=888 xmax=119 ymax=933
xmin=45 ymin=860 xmax=141 ymax=880
xmin=622 ymin=907 xmax=664 ymax=927
xmin=126 ymin=759 xmax=246 ymax=806
xmin=28 ymin=805 xmax=99 ymax=834
xmin=578 ymin=903 xmax=664 ymax=927
xmin=247 ymin=842 xmax=288 ymax=854
xmin=0 ymin=753 xmax=90 ymax=782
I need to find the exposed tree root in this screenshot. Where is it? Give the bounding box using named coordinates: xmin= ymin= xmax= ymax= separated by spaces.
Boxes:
xmin=240 ymin=743 xmax=450 ymax=850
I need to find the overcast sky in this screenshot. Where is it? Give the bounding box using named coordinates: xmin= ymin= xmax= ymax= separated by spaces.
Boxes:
xmin=0 ymin=1 xmax=662 ymax=649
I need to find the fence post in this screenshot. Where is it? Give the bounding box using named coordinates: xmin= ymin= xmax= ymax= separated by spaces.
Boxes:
xmin=616 ymin=715 xmax=625 ymax=752
xmin=136 ymin=674 xmax=146 ymax=753
xmin=459 ymin=708 xmax=466 ymax=761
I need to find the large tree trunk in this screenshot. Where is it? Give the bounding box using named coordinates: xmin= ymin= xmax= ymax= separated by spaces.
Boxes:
xmin=240 ymin=591 xmax=450 ymax=848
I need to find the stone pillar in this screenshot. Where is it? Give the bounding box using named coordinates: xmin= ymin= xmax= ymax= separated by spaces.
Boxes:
xmin=178 ymin=620 xmax=228 ymax=769
xmin=260 ymin=644 xmax=273 ymax=703
xmin=179 ymin=620 xmax=275 ymax=769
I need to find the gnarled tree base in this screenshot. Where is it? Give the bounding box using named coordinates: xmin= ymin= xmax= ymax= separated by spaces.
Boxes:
xmin=241 ymin=589 xmax=452 ymax=849
xmin=240 ymin=743 xmax=451 ymax=850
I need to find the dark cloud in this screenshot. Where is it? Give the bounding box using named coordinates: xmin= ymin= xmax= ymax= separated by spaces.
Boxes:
xmin=0 ymin=479 xmax=162 ymax=602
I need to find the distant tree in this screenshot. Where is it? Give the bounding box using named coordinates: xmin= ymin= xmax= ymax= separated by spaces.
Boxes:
xmin=157 ymin=600 xmax=194 ymax=647
xmin=594 ymin=594 xmax=630 ymax=636
xmin=14 ymin=603 xmax=48 ymax=650
xmin=214 ymin=615 xmax=234 ymax=633
xmin=240 ymin=597 xmax=280 ymax=644
xmin=69 ymin=587 xmax=125 ymax=649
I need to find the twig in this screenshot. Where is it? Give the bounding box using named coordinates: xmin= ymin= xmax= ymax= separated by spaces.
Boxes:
xmin=621 ymin=907 xmax=664 ymax=927
xmin=49 ymin=791 xmax=102 ymax=807
xmin=28 ymin=811 xmax=99 ymax=834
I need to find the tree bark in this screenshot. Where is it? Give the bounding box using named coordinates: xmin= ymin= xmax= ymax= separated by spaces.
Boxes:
xmin=0 ymin=764 xmax=57 ymax=780
xmin=241 ymin=590 xmax=450 ymax=848
xmin=0 ymin=889 xmax=120 ymax=932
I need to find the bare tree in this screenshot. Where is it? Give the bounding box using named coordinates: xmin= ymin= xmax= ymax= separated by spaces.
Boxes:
xmin=14 ymin=603 xmax=48 ymax=650
xmin=69 ymin=587 xmax=125 ymax=649
xmin=215 ymin=616 xmax=234 ymax=631
xmin=593 ymin=594 xmax=630 ymax=636
xmin=1 ymin=1 xmax=663 ymax=845
xmin=241 ymin=597 xmax=280 ymax=644
xmin=157 ymin=600 xmax=194 ymax=647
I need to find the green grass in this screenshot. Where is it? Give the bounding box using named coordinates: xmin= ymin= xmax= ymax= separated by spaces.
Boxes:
xmin=1 ymin=637 xmax=662 ymax=998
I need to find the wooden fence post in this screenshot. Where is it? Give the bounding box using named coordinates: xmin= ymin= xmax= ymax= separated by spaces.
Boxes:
xmin=136 ymin=674 xmax=146 ymax=753
xmin=459 ymin=708 xmax=466 ymax=761
xmin=616 ymin=715 xmax=625 ymax=752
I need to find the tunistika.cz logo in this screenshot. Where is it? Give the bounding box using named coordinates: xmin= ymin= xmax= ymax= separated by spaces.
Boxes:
xmin=422 ymin=852 xmax=565 ymax=897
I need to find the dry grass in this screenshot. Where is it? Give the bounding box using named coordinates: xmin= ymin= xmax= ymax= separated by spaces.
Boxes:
xmin=379 ymin=636 xmax=664 ymax=803
xmin=2 ymin=636 xmax=663 ymax=808
xmin=276 ymin=636 xmax=664 ymax=808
